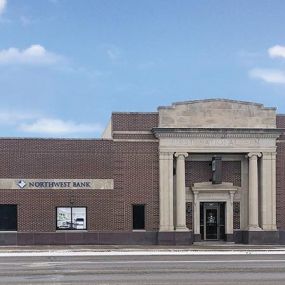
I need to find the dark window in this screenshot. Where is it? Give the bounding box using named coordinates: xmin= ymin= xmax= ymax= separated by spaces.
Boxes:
xmin=56 ymin=207 xmax=86 ymax=230
xmin=132 ymin=205 xmax=145 ymax=230
xmin=0 ymin=205 xmax=17 ymax=231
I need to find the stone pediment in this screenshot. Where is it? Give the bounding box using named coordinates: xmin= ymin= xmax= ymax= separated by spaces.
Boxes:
xmin=158 ymin=99 xmax=276 ymax=129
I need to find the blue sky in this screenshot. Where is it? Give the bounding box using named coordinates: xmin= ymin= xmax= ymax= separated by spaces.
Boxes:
xmin=0 ymin=0 xmax=285 ymax=137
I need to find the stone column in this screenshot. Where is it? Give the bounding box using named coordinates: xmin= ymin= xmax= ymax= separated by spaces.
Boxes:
xmin=271 ymin=152 xmax=277 ymax=230
xmin=260 ymin=152 xmax=277 ymax=230
xmin=193 ymin=191 xmax=200 ymax=236
xmin=159 ymin=152 xmax=174 ymax=231
xmin=226 ymin=191 xmax=235 ymax=235
xmin=175 ymin=152 xmax=189 ymax=231
xmin=240 ymin=156 xmax=249 ymax=230
xmin=248 ymin=152 xmax=262 ymax=231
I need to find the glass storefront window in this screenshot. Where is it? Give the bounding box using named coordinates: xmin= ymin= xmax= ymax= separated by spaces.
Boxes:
xmin=56 ymin=207 xmax=86 ymax=230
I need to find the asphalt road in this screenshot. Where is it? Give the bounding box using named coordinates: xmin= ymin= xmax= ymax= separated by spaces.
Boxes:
xmin=1 ymin=254 xmax=285 ymax=285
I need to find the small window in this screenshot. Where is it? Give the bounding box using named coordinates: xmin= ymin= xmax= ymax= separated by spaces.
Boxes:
xmin=132 ymin=204 xmax=145 ymax=230
xmin=0 ymin=205 xmax=17 ymax=231
xmin=56 ymin=207 xmax=86 ymax=230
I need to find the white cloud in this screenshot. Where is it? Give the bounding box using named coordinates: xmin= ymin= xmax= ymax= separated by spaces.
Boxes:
xmin=268 ymin=45 xmax=285 ymax=59
xmin=0 ymin=111 xmax=38 ymax=125
xmin=0 ymin=0 xmax=7 ymax=15
xmin=249 ymin=68 xmax=285 ymax=84
xmin=0 ymin=110 xmax=103 ymax=137
xmin=19 ymin=118 xmax=103 ymax=135
xmin=0 ymin=44 xmax=62 ymax=65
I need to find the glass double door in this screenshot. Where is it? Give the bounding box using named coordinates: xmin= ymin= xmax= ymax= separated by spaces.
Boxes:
xmin=200 ymin=202 xmax=225 ymax=241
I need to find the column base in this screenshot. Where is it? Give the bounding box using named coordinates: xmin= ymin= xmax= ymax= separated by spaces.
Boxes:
xmin=225 ymin=234 xmax=234 ymax=242
xmin=159 ymin=226 xmax=174 ymax=232
xmin=247 ymin=226 xmax=262 ymax=231
xmin=261 ymin=225 xmax=277 ymax=231
xmin=175 ymin=226 xmax=190 ymax=232
xmin=194 ymin=234 xmax=201 ymax=242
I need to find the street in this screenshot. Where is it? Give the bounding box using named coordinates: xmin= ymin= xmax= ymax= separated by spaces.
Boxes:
xmin=0 ymin=253 xmax=285 ymax=284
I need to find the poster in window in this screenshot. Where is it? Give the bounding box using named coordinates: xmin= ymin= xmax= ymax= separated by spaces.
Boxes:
xmin=57 ymin=208 xmax=72 ymax=229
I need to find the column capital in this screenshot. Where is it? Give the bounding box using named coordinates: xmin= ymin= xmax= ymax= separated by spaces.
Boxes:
xmin=229 ymin=191 xmax=235 ymax=205
xmin=247 ymin=152 xmax=262 ymax=159
xmin=174 ymin=152 xmax=188 ymax=159
xmin=159 ymin=152 xmax=174 ymax=160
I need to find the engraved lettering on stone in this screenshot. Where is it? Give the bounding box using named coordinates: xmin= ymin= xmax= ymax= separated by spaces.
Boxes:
xmin=161 ymin=137 xmax=274 ymax=148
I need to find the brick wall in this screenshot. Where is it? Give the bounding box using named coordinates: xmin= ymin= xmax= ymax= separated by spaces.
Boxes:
xmin=112 ymin=113 xmax=159 ymax=131
xmin=185 ymin=161 xmax=241 ymax=187
xmin=0 ymin=139 xmax=113 ymax=179
xmin=0 ymin=138 xmax=160 ymax=233
xmin=0 ymin=139 xmax=114 ymax=232
xmin=110 ymin=112 xmax=160 ymax=231
xmin=113 ymin=141 xmax=159 ymax=231
xmin=277 ymin=115 xmax=285 ymax=229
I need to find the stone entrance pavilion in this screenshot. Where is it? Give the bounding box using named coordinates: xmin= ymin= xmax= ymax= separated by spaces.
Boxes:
xmin=152 ymin=99 xmax=282 ymax=244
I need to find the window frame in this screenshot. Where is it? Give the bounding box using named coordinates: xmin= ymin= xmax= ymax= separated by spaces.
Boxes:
xmin=0 ymin=204 xmax=17 ymax=232
xmin=132 ymin=204 xmax=146 ymax=230
xmin=56 ymin=206 xmax=87 ymax=231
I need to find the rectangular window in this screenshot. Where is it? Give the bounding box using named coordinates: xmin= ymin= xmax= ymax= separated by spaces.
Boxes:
xmin=56 ymin=207 xmax=86 ymax=230
xmin=0 ymin=205 xmax=17 ymax=231
xmin=132 ymin=204 xmax=145 ymax=230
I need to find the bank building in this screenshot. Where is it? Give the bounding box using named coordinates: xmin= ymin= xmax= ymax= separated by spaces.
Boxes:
xmin=0 ymin=99 xmax=285 ymax=245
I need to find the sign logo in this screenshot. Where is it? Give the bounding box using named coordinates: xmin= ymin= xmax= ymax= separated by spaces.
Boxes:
xmin=17 ymin=180 xmax=26 ymax=189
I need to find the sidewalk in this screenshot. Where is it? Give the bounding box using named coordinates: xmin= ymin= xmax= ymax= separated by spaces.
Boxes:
xmin=0 ymin=243 xmax=285 ymax=257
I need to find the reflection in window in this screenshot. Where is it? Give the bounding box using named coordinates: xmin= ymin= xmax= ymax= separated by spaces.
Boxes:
xmin=56 ymin=207 xmax=86 ymax=230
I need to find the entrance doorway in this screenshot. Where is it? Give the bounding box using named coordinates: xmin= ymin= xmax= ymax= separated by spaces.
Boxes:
xmin=200 ymin=202 xmax=225 ymax=241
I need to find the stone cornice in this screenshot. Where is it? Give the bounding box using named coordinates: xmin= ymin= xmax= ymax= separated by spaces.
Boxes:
xmin=152 ymin=128 xmax=283 ymax=139
xmin=157 ymin=99 xmax=276 ymax=111
xmin=113 ymin=131 xmax=152 ymax=134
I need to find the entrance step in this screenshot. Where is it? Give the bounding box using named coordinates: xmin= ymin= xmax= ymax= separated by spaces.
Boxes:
xmin=194 ymin=241 xmax=235 ymax=247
